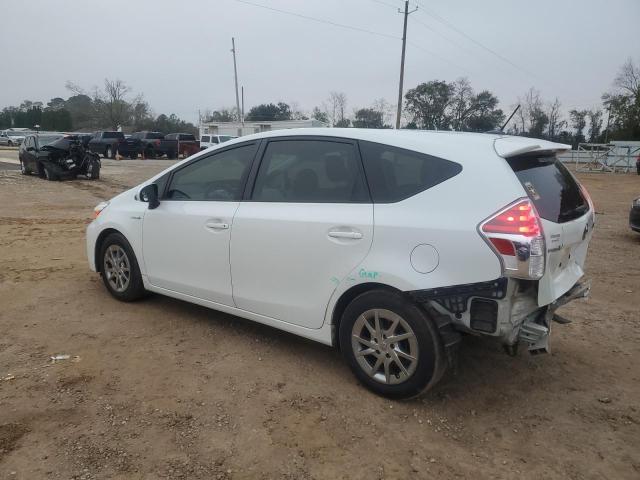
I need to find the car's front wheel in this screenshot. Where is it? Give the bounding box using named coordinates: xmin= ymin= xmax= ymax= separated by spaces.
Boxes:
xmin=339 ymin=290 xmax=445 ymax=399
xmin=19 ymin=159 xmax=31 ymax=175
xmin=99 ymin=232 xmax=146 ymax=301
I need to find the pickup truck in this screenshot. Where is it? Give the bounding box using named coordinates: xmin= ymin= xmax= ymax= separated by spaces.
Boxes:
xmin=117 ymin=131 xmax=178 ymax=159
xmin=87 ymin=131 xmax=126 ymax=159
xmin=165 ymin=133 xmax=200 ymax=158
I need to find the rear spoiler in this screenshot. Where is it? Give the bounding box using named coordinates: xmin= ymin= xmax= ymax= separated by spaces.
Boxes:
xmin=494 ymin=136 xmax=571 ymax=158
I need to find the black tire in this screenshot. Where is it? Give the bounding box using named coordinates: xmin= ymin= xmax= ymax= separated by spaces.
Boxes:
xmin=130 ymin=152 xmax=138 ymax=159
xmin=87 ymin=157 xmax=100 ymax=180
xmin=8 ymin=140 xmax=13 ymax=147
xmin=19 ymin=159 xmax=32 ymax=175
xmin=99 ymin=232 xmax=146 ymax=302
xmin=339 ymin=290 xmax=445 ymax=399
xmin=145 ymin=148 xmax=156 ymax=159
xmin=43 ymin=165 xmax=58 ymax=181
xmin=167 ymin=150 xmax=176 ymax=160
xmin=36 ymin=161 xmax=45 ymax=178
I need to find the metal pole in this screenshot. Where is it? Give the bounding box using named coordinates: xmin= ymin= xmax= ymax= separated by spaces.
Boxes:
xmin=241 ymin=86 xmax=245 ymax=126
xmin=395 ymin=1 xmax=416 ymax=129
xmin=231 ymin=37 xmax=241 ymax=123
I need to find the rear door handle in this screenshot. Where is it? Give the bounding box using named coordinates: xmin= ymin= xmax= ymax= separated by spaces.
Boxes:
xmin=328 ymin=231 xmax=363 ymax=240
xmin=205 ymin=221 xmax=229 ymax=230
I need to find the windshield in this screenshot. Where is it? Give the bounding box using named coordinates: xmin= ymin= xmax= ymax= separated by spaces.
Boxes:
xmin=507 ymin=154 xmax=588 ymax=223
xmin=37 ymin=135 xmax=65 ymax=146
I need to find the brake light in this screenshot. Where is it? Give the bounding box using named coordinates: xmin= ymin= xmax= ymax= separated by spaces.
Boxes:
xmin=155 ymin=139 xmax=161 ymax=146
xmin=479 ymin=199 xmax=545 ymax=280
xmin=481 ymin=200 xmax=540 ymax=237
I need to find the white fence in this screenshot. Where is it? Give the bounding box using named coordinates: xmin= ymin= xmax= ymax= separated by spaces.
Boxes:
xmin=558 ymin=142 xmax=640 ymax=173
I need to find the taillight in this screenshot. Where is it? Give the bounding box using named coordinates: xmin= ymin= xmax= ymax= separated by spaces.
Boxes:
xmin=155 ymin=139 xmax=161 ymax=146
xmin=479 ymin=199 xmax=545 ymax=280
xmin=579 ymin=183 xmax=594 ymax=211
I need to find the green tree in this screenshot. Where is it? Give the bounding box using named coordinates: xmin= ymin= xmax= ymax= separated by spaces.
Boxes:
xmin=352 ymin=108 xmax=385 ymax=128
xmin=404 ymin=80 xmax=454 ymax=129
xmin=311 ymin=107 xmax=329 ymax=124
xmin=246 ymin=102 xmax=292 ymax=121
xmin=569 ymin=109 xmax=588 ymax=145
xmin=587 ymin=110 xmax=603 ymax=143
xmin=602 ymin=58 xmax=640 ymax=141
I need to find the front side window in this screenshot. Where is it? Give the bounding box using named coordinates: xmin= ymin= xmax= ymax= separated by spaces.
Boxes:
xmin=252 ymin=139 xmax=369 ymax=203
xmin=201 ymin=135 xmax=210 ymax=143
xmin=165 ymin=144 xmax=256 ymax=201
xmin=359 ymin=141 xmax=462 ymax=203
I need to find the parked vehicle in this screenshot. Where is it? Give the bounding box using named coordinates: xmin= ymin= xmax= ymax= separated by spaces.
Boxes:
xmin=19 ymin=134 xmax=100 ymax=181
xmin=630 ymin=196 xmax=640 ymax=232
xmin=86 ymin=129 xmax=595 ymax=398
xmin=200 ymin=134 xmax=236 ymax=150
xmin=0 ymin=130 xmax=27 ymax=146
xmin=165 ymin=133 xmax=200 ymax=158
xmin=116 ymin=131 xmax=175 ymax=159
xmin=88 ymin=131 xmax=125 ymax=159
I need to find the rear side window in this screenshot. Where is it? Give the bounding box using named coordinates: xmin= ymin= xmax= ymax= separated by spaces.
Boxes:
xmin=201 ymin=135 xmax=210 ymax=142
xmin=359 ymin=141 xmax=462 ymax=203
xmin=506 ymin=155 xmax=588 ymax=223
xmin=146 ymin=132 xmax=164 ymax=139
xmin=179 ymin=134 xmax=196 ymax=141
xmin=252 ymin=140 xmax=369 ymax=203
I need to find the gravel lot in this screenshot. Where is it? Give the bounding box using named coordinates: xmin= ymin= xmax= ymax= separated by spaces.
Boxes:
xmin=0 ymin=150 xmax=639 ymax=479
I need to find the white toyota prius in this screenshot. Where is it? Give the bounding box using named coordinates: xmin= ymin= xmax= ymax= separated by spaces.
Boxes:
xmin=87 ymin=128 xmax=594 ymax=398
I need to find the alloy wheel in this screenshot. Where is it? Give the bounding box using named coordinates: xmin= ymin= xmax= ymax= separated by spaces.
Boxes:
xmin=351 ymin=309 xmax=419 ymax=385
xmin=104 ymin=245 xmax=131 ymax=293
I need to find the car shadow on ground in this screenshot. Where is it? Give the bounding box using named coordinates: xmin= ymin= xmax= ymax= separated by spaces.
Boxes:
xmin=139 ymin=291 xmax=573 ymax=404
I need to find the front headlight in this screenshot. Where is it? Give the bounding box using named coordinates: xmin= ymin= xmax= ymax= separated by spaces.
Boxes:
xmin=93 ymin=201 xmax=110 ymax=219
xmin=633 ymin=197 xmax=640 ymax=208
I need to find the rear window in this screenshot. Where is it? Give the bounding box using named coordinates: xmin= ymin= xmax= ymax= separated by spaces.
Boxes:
xmin=179 ymin=134 xmax=196 ymax=141
xmin=506 ymin=155 xmax=588 ymax=223
xmin=103 ymin=132 xmax=124 ymax=139
xmin=359 ymin=141 xmax=462 ymax=203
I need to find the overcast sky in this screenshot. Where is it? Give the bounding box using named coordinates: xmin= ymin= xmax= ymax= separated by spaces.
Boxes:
xmin=2 ymin=0 xmax=638 ymax=123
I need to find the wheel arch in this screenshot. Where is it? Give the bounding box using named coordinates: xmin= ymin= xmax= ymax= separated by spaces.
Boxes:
xmin=94 ymin=227 xmax=123 ymax=273
xmin=330 ymin=282 xmax=403 ymax=349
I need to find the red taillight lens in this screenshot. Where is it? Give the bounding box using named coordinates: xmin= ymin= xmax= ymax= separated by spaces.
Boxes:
xmin=489 ymin=237 xmax=516 ymax=256
xmin=155 ymin=139 xmax=161 ymax=146
xmin=481 ymin=199 xmax=540 ymax=237
xmin=579 ymin=183 xmax=594 ymax=211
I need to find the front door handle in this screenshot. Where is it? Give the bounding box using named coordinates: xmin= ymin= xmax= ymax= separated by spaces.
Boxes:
xmin=328 ymin=230 xmax=363 ymax=240
xmin=205 ymin=221 xmax=229 ymax=230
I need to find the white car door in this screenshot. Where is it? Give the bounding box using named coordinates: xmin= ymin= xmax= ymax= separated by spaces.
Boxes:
xmin=230 ymin=138 xmax=374 ymax=329
xmin=142 ymin=142 xmax=258 ymax=306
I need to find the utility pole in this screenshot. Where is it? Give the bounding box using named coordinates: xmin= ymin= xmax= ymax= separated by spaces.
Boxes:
xmin=231 ymin=37 xmax=242 ymax=123
xmin=241 ymin=86 xmax=245 ymax=126
xmin=395 ymin=1 xmax=418 ymax=129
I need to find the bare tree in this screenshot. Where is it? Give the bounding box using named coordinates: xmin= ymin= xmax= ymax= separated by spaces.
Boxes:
xmin=371 ymin=98 xmax=394 ymax=127
xmin=102 ymin=79 xmax=131 ymax=130
xmin=546 ymin=98 xmax=566 ymax=141
xmin=614 ymin=58 xmax=640 ymax=99
xmin=587 ymin=109 xmax=603 ymax=143
xmin=449 ymin=77 xmax=475 ymax=131
xmin=325 ymin=91 xmax=348 ymax=126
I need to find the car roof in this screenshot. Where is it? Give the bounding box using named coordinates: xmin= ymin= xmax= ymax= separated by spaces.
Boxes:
xmin=220 ymin=128 xmax=570 ymax=161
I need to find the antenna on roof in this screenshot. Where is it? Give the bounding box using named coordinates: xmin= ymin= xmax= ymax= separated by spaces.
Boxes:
xmin=500 ymin=104 xmax=520 ymax=132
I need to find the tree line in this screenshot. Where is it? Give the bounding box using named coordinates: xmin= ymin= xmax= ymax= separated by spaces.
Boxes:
xmin=2 ymin=58 xmax=638 ymax=145
xmin=0 ymin=79 xmax=198 ymax=136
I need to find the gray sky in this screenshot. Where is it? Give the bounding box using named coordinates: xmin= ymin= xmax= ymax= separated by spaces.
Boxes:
xmin=2 ymin=0 xmax=638 ymax=123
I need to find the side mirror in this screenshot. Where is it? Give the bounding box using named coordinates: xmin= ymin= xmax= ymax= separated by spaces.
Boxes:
xmin=27 ymin=146 xmax=36 ymax=152
xmin=140 ymin=184 xmax=160 ymax=210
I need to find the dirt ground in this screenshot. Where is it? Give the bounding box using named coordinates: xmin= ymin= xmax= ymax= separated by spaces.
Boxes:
xmin=0 ymin=150 xmax=638 ymax=480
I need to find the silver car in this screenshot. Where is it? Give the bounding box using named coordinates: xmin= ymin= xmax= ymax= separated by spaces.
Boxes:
xmin=0 ymin=131 xmax=27 ymax=146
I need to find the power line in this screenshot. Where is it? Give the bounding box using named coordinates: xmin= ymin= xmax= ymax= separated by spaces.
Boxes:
xmin=234 ymin=0 xmax=400 ymax=40
xmin=414 ymin=2 xmax=538 ymax=79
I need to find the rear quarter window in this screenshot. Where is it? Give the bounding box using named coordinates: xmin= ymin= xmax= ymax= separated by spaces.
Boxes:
xmin=506 ymin=154 xmax=588 ymax=223
xmin=358 ymin=141 xmax=462 ymax=203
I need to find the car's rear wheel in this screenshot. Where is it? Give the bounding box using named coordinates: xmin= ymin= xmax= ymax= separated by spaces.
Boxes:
xmin=8 ymin=140 xmax=13 ymax=147
xmin=99 ymin=232 xmax=145 ymax=301
xmin=106 ymin=146 xmax=116 ymax=159
xmin=339 ymin=290 xmax=445 ymax=399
